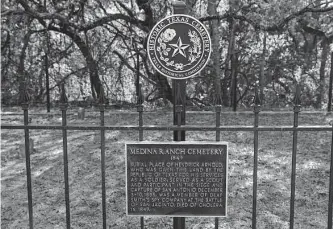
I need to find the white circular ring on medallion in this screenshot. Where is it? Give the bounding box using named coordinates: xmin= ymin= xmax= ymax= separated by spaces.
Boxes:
xmin=147 ymin=14 xmax=212 ymax=80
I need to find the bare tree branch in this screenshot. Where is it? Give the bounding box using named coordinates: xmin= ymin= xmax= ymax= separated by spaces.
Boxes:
xmin=82 ymin=13 xmax=148 ymax=32
xmin=14 ymin=0 xmax=149 ymax=33
xmin=49 ymin=67 xmax=87 ymax=91
xmin=1 ymin=9 xmax=26 ymax=16
xmin=200 ymin=4 xmax=333 ymax=32
xmin=113 ymin=50 xmax=157 ymax=86
xmin=17 ymin=0 xmax=80 ymax=29
xmin=115 ymin=0 xmax=135 ymax=18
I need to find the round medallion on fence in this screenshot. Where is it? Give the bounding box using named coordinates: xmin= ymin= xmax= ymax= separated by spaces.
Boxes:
xmin=147 ymin=14 xmax=211 ymax=79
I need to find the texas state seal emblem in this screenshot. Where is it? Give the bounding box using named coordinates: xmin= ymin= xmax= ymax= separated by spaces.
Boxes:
xmin=147 ymin=14 xmax=211 ymax=79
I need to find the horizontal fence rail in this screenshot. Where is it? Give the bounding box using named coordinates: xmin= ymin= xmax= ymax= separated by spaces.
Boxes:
xmin=2 ymin=124 xmax=332 ymax=131
xmin=2 ymin=110 xmax=331 ymax=116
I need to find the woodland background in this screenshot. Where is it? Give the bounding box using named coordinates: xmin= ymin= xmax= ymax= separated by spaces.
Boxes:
xmin=1 ymin=0 xmax=333 ymax=110
xmin=2 ymin=2 xmax=333 ymax=228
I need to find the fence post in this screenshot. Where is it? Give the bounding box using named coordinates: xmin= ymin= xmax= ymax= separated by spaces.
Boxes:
xmin=290 ymin=84 xmax=301 ymax=229
xmin=172 ymin=1 xmax=186 ymax=229
xmin=99 ymin=91 xmax=107 ymax=229
xmin=60 ymin=83 xmax=70 ymax=229
xmin=215 ymin=103 xmax=222 ymax=229
xmin=137 ymin=86 xmax=144 ymax=229
xmin=328 ymin=120 xmax=333 ymax=229
xmin=138 ymin=84 xmax=144 ymax=142
xmin=252 ymin=86 xmax=261 ymax=229
xmin=21 ymin=88 xmax=33 ymax=229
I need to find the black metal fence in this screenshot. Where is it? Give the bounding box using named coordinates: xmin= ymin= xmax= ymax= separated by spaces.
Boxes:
xmin=1 ymin=87 xmax=333 ymax=229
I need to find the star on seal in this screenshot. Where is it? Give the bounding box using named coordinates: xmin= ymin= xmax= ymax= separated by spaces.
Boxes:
xmin=169 ymin=37 xmax=190 ymax=58
xmin=147 ymin=14 xmax=212 ymax=79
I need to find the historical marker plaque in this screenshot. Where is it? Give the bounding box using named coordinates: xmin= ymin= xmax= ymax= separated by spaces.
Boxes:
xmin=147 ymin=15 xmax=212 ymax=79
xmin=126 ymin=142 xmax=228 ymax=217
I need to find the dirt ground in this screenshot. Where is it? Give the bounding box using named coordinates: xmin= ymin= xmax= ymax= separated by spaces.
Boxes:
xmin=1 ymin=107 xmax=332 ymax=228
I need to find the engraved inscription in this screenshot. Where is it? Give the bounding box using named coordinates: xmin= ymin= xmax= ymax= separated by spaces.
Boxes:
xmin=126 ymin=143 xmax=228 ymax=216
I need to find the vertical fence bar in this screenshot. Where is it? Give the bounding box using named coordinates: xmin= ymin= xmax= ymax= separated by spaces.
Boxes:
xmin=139 ymin=108 xmax=143 ymax=141
xmin=252 ymin=87 xmax=261 ymax=229
xmin=176 ymin=105 xmax=182 ymax=141
xmin=139 ymin=103 xmax=144 ymax=229
xmin=99 ymin=97 xmax=107 ymax=229
xmin=216 ymin=105 xmax=221 ymax=142
xmin=174 ymin=104 xmax=185 ymax=229
xmin=215 ymin=104 xmax=222 ymax=229
xmin=140 ymin=215 xmax=144 ymax=229
xmin=290 ymin=85 xmax=301 ymax=229
xmin=60 ymin=84 xmax=70 ymax=229
xmin=328 ymin=122 xmax=333 ymax=229
xmin=138 ymin=84 xmax=144 ymax=142
xmin=137 ymin=86 xmax=144 ymax=228
xmin=173 ymin=80 xmax=186 ymax=227
xmin=22 ymin=102 xmax=33 ymax=229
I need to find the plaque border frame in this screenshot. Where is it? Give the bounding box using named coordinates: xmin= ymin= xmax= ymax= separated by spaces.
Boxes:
xmin=125 ymin=141 xmax=228 ymax=217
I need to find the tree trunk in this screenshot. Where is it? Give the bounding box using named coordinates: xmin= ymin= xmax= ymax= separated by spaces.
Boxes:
xmin=223 ymin=0 xmax=237 ymax=107
xmin=317 ymin=38 xmax=329 ymax=108
xmin=156 ymin=72 xmax=173 ymax=103
xmin=227 ymin=19 xmax=236 ymax=108
xmin=136 ymin=0 xmax=174 ymax=103
xmin=49 ymin=26 xmax=103 ymax=99
xmin=231 ymin=53 xmax=238 ymax=111
xmin=259 ymin=32 xmax=267 ymax=102
xmin=207 ymin=0 xmax=222 ymax=105
xmin=18 ymin=29 xmax=32 ymax=103
xmin=328 ymin=51 xmax=333 ymax=112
